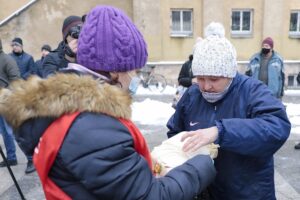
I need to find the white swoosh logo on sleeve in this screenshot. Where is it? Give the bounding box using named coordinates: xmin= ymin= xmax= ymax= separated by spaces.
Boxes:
xmin=189 ymin=121 xmax=199 ymax=126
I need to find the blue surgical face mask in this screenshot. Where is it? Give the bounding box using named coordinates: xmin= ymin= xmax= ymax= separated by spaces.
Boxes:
xmin=201 ymin=79 xmax=233 ymax=103
xmin=128 ymin=76 xmax=141 ymax=95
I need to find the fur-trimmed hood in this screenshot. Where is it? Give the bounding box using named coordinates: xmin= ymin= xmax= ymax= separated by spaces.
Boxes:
xmin=0 ymin=74 xmax=132 ymax=129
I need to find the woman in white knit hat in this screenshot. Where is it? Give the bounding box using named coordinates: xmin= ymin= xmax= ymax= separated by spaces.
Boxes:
xmin=167 ymin=22 xmax=291 ymax=200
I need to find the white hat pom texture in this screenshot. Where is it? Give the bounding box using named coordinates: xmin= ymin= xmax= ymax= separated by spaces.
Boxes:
xmin=192 ymin=22 xmax=237 ymax=78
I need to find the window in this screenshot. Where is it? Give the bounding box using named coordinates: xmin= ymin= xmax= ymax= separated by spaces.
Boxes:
xmin=289 ymin=11 xmax=300 ymax=38
xmin=287 ymin=74 xmax=300 ymax=87
xmin=231 ymin=9 xmax=253 ymax=37
xmin=288 ymin=75 xmax=294 ymax=86
xmin=171 ymin=9 xmax=193 ymax=37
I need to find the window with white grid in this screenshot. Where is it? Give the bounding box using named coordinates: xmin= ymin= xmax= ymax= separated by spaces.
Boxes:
xmin=231 ymin=9 xmax=253 ymax=37
xmin=289 ymin=11 xmax=300 ymax=38
xmin=171 ymin=9 xmax=193 ymax=37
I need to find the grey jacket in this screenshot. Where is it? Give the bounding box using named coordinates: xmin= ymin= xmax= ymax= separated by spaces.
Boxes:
xmin=0 ymin=39 xmax=20 ymax=87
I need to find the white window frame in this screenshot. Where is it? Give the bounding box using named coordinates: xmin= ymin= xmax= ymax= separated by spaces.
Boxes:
xmin=231 ymin=9 xmax=253 ymax=37
xmin=170 ymin=9 xmax=193 ymax=37
xmin=289 ymin=10 xmax=300 ymax=38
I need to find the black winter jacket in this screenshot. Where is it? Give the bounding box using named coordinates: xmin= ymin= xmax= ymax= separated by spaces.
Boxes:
xmin=0 ymin=73 xmax=216 ymax=200
xmin=42 ymin=42 xmax=69 ymax=77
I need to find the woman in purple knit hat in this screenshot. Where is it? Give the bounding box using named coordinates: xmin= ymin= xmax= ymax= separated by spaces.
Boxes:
xmin=0 ymin=6 xmax=215 ymax=200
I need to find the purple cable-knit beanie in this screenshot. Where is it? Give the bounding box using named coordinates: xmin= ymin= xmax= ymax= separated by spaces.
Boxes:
xmin=77 ymin=6 xmax=148 ymax=72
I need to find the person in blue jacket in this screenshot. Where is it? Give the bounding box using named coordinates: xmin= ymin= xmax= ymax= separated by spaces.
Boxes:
xmin=9 ymin=37 xmax=35 ymax=79
xmin=0 ymin=6 xmax=216 ymax=200
xmin=167 ymin=22 xmax=291 ymax=200
xmin=246 ymin=37 xmax=285 ymax=99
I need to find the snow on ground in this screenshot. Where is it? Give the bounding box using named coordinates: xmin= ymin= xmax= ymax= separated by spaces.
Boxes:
xmin=285 ymin=89 xmax=300 ymax=96
xmin=132 ymin=98 xmax=175 ymax=126
xmin=136 ymin=85 xmax=177 ymax=95
xmin=132 ymin=91 xmax=300 ymax=135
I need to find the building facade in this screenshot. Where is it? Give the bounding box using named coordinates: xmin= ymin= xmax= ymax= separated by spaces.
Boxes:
xmin=1 ymin=0 xmax=300 ymax=86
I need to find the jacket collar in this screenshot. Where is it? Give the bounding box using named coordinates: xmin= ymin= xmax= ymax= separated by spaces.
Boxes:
xmin=0 ymin=73 xmax=132 ymax=129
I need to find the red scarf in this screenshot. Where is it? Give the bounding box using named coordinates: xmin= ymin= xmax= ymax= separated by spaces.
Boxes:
xmin=34 ymin=112 xmax=152 ymax=200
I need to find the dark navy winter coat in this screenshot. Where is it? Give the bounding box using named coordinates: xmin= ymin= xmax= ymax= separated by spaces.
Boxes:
xmin=167 ymin=73 xmax=291 ymax=200
xmin=1 ymin=73 xmax=216 ymax=200
xmin=9 ymin=52 xmax=35 ymax=79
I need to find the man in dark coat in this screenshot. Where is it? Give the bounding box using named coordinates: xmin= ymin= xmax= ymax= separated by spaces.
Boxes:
xmin=42 ymin=16 xmax=82 ymax=77
xmin=34 ymin=44 xmax=51 ymax=77
xmin=178 ymin=54 xmax=194 ymax=88
xmin=9 ymin=37 xmax=35 ymax=79
xmin=0 ymin=38 xmax=20 ymax=168
xmin=295 ymin=72 xmax=300 ymax=149
xmin=0 ymin=39 xmax=35 ymax=173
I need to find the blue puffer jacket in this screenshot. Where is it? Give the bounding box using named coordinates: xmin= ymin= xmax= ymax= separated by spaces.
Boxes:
xmin=9 ymin=52 xmax=35 ymax=79
xmin=247 ymin=51 xmax=284 ymax=98
xmin=167 ymin=73 xmax=291 ymax=200
xmin=0 ymin=73 xmax=216 ymax=200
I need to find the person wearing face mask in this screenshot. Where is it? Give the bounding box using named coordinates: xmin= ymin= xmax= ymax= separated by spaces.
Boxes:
xmin=0 ymin=6 xmax=216 ymax=200
xmin=167 ymin=22 xmax=290 ymax=200
xmin=246 ymin=37 xmax=285 ymax=99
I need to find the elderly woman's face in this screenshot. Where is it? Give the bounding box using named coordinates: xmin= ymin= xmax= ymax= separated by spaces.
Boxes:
xmin=197 ymin=76 xmax=231 ymax=93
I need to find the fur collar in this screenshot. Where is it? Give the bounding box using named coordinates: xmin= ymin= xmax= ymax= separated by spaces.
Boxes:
xmin=0 ymin=74 xmax=132 ymax=129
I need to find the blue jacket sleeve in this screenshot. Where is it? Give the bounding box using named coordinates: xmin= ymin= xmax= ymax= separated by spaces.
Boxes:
xmin=60 ymin=114 xmax=216 ymax=200
xmin=215 ymin=81 xmax=290 ymax=157
xmin=167 ymin=90 xmax=190 ymax=138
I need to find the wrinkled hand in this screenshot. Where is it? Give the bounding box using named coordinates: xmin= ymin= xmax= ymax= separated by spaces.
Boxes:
xmin=68 ymin=38 xmax=78 ymax=54
xmin=181 ymin=126 xmax=218 ymax=152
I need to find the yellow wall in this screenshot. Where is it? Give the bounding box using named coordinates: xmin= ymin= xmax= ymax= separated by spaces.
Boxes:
xmin=0 ymin=0 xmax=31 ymax=20
xmin=0 ymin=0 xmax=133 ymax=59
xmin=1 ymin=0 xmax=300 ymax=62
xmin=158 ymin=0 xmax=202 ymax=61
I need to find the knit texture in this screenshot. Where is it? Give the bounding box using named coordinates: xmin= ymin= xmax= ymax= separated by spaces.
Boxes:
xmin=192 ymin=22 xmax=237 ymax=78
xmin=262 ymin=37 xmax=274 ymax=48
xmin=77 ymin=6 xmax=148 ymax=72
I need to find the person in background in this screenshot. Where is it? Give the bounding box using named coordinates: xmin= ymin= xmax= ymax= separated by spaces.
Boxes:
xmin=172 ymin=54 xmax=195 ymax=108
xmin=0 ymin=38 xmax=19 ymax=167
xmin=9 ymin=37 xmax=35 ymax=79
xmin=295 ymin=72 xmax=300 ymax=150
xmin=0 ymin=6 xmax=216 ymax=200
xmin=178 ymin=54 xmax=194 ymax=88
xmin=42 ymin=15 xmax=83 ymax=77
xmin=34 ymin=44 xmax=51 ymax=77
xmin=167 ymin=22 xmax=290 ymax=200
xmin=0 ymin=39 xmax=35 ymax=174
xmin=246 ymin=37 xmax=285 ymax=99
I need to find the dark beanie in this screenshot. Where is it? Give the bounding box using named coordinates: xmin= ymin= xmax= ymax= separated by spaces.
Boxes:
xmin=12 ymin=37 xmax=23 ymax=46
xmin=62 ymin=16 xmax=82 ymax=40
xmin=41 ymin=44 xmax=51 ymax=52
xmin=262 ymin=37 xmax=274 ymax=49
xmin=77 ymin=6 xmax=147 ymax=72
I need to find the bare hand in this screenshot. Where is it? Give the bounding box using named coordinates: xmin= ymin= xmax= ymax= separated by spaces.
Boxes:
xmin=68 ymin=39 xmax=78 ymax=54
xmin=181 ymin=126 xmax=218 ymax=152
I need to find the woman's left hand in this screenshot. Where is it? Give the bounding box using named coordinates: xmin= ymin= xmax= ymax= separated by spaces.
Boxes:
xmin=181 ymin=126 xmax=219 ymax=152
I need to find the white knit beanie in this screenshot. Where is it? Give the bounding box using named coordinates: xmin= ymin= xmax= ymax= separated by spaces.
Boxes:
xmin=192 ymin=22 xmax=237 ymax=78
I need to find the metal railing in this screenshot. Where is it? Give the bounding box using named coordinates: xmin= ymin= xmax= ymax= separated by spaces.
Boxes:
xmin=0 ymin=0 xmax=38 ymax=27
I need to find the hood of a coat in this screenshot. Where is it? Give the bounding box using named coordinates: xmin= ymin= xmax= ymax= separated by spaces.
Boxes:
xmin=0 ymin=73 xmax=132 ymax=129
